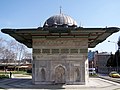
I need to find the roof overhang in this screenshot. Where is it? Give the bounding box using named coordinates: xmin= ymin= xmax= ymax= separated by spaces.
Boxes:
xmin=1 ymin=27 xmax=119 ymax=48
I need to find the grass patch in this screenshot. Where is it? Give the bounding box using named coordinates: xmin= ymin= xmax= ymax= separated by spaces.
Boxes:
xmin=0 ymin=71 xmax=9 ymax=74
xmin=89 ymin=73 xmax=98 ymax=77
xmin=12 ymin=71 xmax=27 ymax=74
xmin=24 ymin=73 xmax=32 ymax=75
xmin=14 ymin=75 xmax=31 ymax=77
xmin=0 ymin=71 xmax=29 ymax=75
xmin=0 ymin=71 xmax=32 ymax=77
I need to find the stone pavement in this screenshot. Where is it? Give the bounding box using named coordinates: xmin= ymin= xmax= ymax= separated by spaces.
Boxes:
xmin=0 ymin=75 xmax=120 ymax=90
xmin=99 ymin=74 xmax=120 ymax=83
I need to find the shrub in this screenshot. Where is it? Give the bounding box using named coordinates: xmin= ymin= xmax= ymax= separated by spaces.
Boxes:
xmin=89 ymin=73 xmax=98 ymax=77
xmin=0 ymin=74 xmax=9 ymax=79
xmin=27 ymin=69 xmax=32 ymax=73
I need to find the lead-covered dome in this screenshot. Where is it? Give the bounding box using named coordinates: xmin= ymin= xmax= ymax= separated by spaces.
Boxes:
xmin=43 ymin=14 xmax=77 ymax=27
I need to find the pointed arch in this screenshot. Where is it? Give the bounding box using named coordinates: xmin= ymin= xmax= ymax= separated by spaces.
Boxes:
xmin=41 ymin=68 xmax=46 ymax=81
xmin=55 ymin=65 xmax=65 ymax=84
xmin=75 ymin=68 xmax=80 ymax=82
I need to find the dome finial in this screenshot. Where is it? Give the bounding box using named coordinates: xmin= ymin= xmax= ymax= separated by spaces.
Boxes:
xmin=60 ymin=6 xmax=62 ymax=14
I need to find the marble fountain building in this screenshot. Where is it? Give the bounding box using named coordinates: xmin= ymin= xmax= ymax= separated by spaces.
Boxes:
xmin=1 ymin=13 xmax=119 ymax=85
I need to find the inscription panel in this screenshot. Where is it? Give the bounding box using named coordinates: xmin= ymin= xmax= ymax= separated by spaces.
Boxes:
xmin=33 ymin=38 xmax=88 ymax=48
xmin=33 ymin=54 xmax=85 ymax=61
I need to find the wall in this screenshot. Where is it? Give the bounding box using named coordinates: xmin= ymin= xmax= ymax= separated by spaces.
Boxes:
xmin=32 ymin=37 xmax=88 ymax=84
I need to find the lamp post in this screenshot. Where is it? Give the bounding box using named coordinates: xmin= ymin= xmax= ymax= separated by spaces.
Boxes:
xmin=92 ymin=61 xmax=94 ymax=69
xmin=108 ymin=40 xmax=118 ymax=72
xmin=91 ymin=61 xmax=94 ymax=75
xmin=108 ymin=41 xmax=117 ymax=51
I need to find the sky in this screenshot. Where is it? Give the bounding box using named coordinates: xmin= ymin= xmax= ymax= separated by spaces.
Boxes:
xmin=0 ymin=0 xmax=120 ymax=54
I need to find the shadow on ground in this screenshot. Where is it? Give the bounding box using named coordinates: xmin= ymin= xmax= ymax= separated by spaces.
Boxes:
xmin=0 ymin=78 xmax=65 ymax=89
xmin=23 ymin=84 xmax=65 ymax=89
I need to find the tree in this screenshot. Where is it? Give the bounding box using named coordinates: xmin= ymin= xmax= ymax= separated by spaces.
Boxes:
xmin=11 ymin=42 xmax=32 ymax=70
xmin=0 ymin=37 xmax=32 ymax=71
xmin=0 ymin=38 xmax=6 ymax=60
xmin=106 ymin=54 xmax=115 ymax=67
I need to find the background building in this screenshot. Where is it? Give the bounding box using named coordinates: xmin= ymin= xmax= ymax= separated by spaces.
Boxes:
xmin=88 ymin=50 xmax=95 ymax=68
xmin=94 ymin=52 xmax=111 ymax=74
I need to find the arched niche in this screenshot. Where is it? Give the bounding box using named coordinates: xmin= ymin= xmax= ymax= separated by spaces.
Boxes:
xmin=41 ymin=68 xmax=46 ymax=81
xmin=55 ymin=65 xmax=65 ymax=84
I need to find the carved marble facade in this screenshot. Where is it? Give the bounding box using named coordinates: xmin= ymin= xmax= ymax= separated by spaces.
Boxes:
xmin=32 ymin=38 xmax=89 ymax=85
xmin=1 ymin=12 xmax=118 ymax=85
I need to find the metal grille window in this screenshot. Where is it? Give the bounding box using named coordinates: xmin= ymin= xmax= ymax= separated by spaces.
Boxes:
xmin=52 ymin=49 xmax=59 ymax=54
xmin=33 ymin=49 xmax=41 ymax=53
xmin=80 ymin=49 xmax=88 ymax=53
xmin=42 ymin=49 xmax=50 ymax=54
xmin=61 ymin=49 xmax=69 ymax=53
xmin=70 ymin=49 xmax=78 ymax=53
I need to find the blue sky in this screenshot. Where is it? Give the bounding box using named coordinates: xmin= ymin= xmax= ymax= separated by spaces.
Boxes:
xmin=0 ymin=0 xmax=120 ymax=53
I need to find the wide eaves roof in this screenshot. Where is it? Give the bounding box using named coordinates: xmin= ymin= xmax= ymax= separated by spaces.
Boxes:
xmin=1 ymin=27 xmax=119 ymax=48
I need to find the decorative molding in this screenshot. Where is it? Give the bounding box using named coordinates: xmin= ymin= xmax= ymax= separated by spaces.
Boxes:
xmin=33 ymin=38 xmax=88 ymax=47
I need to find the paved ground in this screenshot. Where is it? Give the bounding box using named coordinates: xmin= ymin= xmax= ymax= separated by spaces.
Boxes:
xmin=99 ymin=74 xmax=120 ymax=83
xmin=0 ymin=75 xmax=120 ymax=90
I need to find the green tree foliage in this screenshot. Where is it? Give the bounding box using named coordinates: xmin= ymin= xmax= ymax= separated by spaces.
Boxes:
xmin=106 ymin=50 xmax=120 ymax=67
